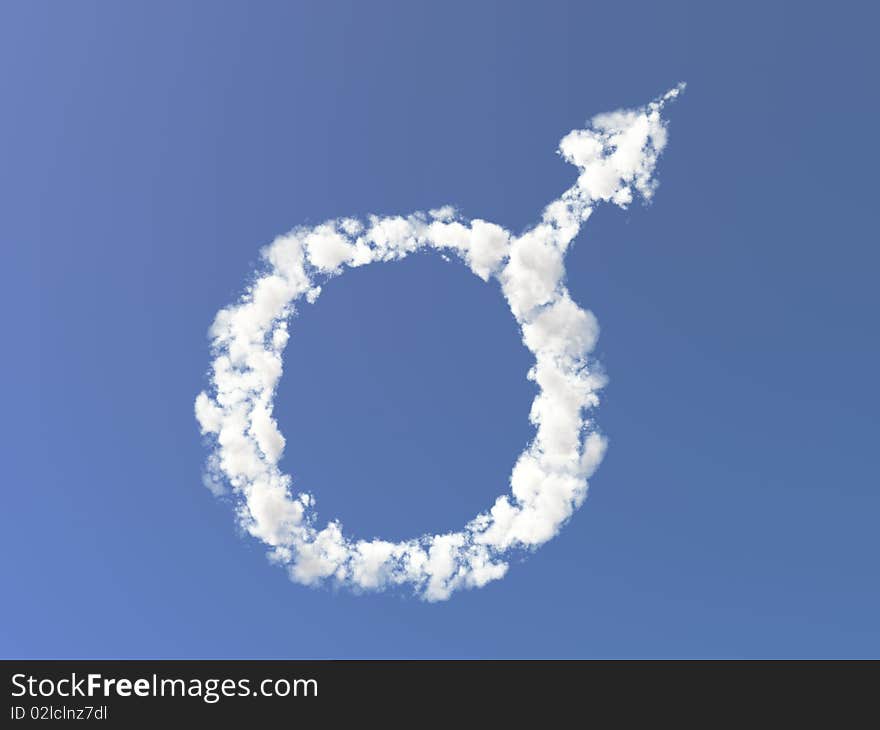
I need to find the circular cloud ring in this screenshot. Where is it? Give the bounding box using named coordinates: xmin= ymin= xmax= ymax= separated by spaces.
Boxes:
xmin=195 ymin=86 xmax=682 ymax=601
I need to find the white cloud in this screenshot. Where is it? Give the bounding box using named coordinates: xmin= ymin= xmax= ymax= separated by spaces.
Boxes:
xmin=305 ymin=225 xmax=354 ymax=272
xmin=195 ymin=85 xmax=684 ymax=600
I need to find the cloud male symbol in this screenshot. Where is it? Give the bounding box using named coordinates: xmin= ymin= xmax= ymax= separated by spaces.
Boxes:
xmin=196 ymin=85 xmax=685 ymax=601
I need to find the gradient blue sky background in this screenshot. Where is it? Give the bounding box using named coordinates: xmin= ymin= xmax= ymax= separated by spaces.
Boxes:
xmin=4 ymin=1 xmax=878 ymax=658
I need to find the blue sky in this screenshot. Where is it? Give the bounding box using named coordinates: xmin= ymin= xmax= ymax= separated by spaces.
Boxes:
xmin=3 ymin=1 xmax=878 ymax=658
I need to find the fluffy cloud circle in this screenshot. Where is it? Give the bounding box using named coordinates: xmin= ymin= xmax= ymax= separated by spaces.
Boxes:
xmin=195 ymin=85 xmax=683 ymax=600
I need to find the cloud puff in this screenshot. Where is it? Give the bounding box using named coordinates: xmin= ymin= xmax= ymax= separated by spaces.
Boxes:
xmin=196 ymin=84 xmax=684 ymax=601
